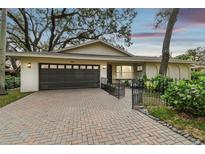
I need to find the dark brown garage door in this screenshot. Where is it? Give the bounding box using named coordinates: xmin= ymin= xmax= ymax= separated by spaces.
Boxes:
xmin=39 ymin=63 xmax=100 ymax=90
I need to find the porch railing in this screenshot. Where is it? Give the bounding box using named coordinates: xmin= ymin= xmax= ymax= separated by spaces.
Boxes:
xmin=101 ymin=78 xmax=125 ymax=99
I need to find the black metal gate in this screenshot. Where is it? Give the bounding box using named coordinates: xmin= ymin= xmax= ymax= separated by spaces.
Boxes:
xmin=131 ymin=79 xmax=145 ymax=109
xmin=101 ymin=78 xmax=125 ymax=99
xmin=132 ymin=79 xmax=166 ymax=109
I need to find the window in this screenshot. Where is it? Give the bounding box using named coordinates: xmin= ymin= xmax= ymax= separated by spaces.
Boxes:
xmin=93 ymin=66 xmax=99 ymax=70
xmin=50 ymin=64 xmax=57 ymax=69
xmin=137 ymin=66 xmax=143 ymax=71
xmin=66 ymin=65 xmax=72 ymax=69
xmin=87 ymin=66 xmax=92 ymax=69
xmin=41 ymin=64 xmax=49 ymax=69
xmin=116 ymin=66 xmax=121 ymax=73
xmin=58 ymin=65 xmax=64 ymax=69
xmin=73 ymin=65 xmax=79 ymax=69
xmin=116 ymin=65 xmax=134 ymax=79
xmin=122 ymin=66 xmax=133 ymax=73
xmin=116 ymin=65 xmax=133 ymax=73
xmin=80 ymin=65 xmax=86 ymax=69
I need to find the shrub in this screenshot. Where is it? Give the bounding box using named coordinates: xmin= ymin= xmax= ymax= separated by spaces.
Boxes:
xmin=101 ymin=83 xmax=116 ymax=93
xmin=146 ymin=75 xmax=173 ymax=93
xmin=133 ymin=77 xmax=146 ymax=89
xmin=123 ymin=80 xmax=131 ymax=87
xmin=191 ymin=71 xmax=205 ymax=80
xmin=162 ymin=77 xmax=205 ymax=117
xmin=5 ymin=75 xmax=20 ymax=89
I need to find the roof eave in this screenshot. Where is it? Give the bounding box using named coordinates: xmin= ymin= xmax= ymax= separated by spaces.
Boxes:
xmin=5 ymin=52 xmax=194 ymax=64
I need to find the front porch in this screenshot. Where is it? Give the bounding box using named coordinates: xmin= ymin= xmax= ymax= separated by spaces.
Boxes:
xmin=100 ymin=62 xmax=146 ymax=99
xmin=105 ymin=62 xmax=146 ymax=84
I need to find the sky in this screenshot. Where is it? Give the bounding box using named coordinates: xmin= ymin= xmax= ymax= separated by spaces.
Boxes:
xmin=127 ymin=8 xmax=205 ymax=57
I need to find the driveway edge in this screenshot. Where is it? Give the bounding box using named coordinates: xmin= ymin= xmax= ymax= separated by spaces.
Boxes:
xmin=136 ymin=107 xmax=204 ymax=145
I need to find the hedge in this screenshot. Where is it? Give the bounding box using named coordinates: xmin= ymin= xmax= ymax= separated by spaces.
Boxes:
xmin=144 ymin=75 xmax=173 ymax=94
xmin=5 ymin=75 xmax=20 ymax=89
xmin=191 ymin=71 xmax=205 ymax=80
xmin=162 ymin=76 xmax=205 ymax=117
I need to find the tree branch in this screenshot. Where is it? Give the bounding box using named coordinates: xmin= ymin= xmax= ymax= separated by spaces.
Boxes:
xmin=7 ymin=11 xmax=25 ymax=32
xmin=19 ymin=8 xmax=32 ymax=51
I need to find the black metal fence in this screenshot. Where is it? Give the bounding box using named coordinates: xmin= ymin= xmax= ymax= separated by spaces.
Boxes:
xmin=131 ymin=79 xmax=165 ymax=109
xmin=101 ymin=78 xmax=125 ymax=99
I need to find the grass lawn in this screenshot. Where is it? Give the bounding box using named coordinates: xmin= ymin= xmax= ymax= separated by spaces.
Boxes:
xmin=0 ymin=89 xmax=32 ymax=108
xmin=147 ymin=105 xmax=205 ymax=141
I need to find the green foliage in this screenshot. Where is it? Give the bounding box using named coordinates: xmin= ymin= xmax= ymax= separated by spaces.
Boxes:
xmin=5 ymin=75 xmax=20 ymax=89
xmin=148 ymin=105 xmax=175 ymax=120
xmin=0 ymin=90 xmax=31 ymax=108
xmin=175 ymin=47 xmax=205 ymax=65
xmin=145 ymin=75 xmax=173 ymax=93
xmin=142 ymin=74 xmax=148 ymax=82
xmin=147 ymin=105 xmax=205 ymax=141
xmin=162 ymin=77 xmax=205 ymax=117
xmin=136 ymin=75 xmax=205 ymax=117
xmin=7 ymin=8 xmax=137 ymax=52
xmin=192 ymin=71 xmax=205 ymax=80
xmin=101 ymin=83 xmax=116 ymax=93
xmin=175 ymin=53 xmax=195 ymax=61
xmin=123 ymin=80 xmax=131 ymax=87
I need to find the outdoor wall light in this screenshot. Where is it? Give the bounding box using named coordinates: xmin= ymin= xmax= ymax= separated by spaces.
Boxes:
xmin=102 ymin=65 xmax=107 ymax=69
xmin=27 ymin=63 xmax=31 ymax=68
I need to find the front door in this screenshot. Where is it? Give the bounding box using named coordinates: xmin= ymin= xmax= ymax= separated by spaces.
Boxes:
xmin=107 ymin=64 xmax=112 ymax=84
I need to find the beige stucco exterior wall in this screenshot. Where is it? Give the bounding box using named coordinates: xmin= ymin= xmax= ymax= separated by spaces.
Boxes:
xmin=201 ymin=68 xmax=205 ymax=72
xmin=20 ymin=57 xmax=107 ymax=92
xmin=179 ymin=65 xmax=191 ymax=79
xmin=20 ymin=56 xmax=191 ymax=92
xmin=21 ymin=59 xmax=39 ymax=92
xmin=145 ymin=62 xmax=191 ymax=79
xmin=63 ymin=42 xmax=128 ymax=56
xmin=145 ymin=63 xmax=158 ymax=79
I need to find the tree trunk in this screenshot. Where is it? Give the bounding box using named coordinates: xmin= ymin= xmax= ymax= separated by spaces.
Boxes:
xmin=8 ymin=57 xmax=20 ymax=76
xmin=0 ymin=9 xmax=7 ymax=95
xmin=159 ymin=8 xmax=179 ymax=75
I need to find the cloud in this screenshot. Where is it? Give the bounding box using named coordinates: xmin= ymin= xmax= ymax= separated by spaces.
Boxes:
xmin=143 ymin=22 xmax=186 ymax=32
xmin=172 ymin=26 xmax=186 ymax=32
xmin=130 ymin=32 xmax=164 ymax=38
xmin=179 ymin=9 xmax=205 ymax=25
xmin=130 ymin=27 xmax=185 ymax=39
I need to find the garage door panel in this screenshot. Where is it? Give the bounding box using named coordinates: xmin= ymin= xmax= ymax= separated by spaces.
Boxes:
xmin=40 ymin=81 xmax=99 ymax=90
xmin=39 ymin=64 xmax=100 ymax=90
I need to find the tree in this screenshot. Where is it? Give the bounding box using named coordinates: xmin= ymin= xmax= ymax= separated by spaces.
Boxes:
xmin=7 ymin=8 xmax=137 ymax=52
xmin=155 ymin=8 xmax=180 ymax=75
xmin=0 ymin=9 xmax=7 ymax=95
xmin=175 ymin=53 xmax=193 ymax=61
xmin=5 ymin=9 xmax=136 ymax=75
xmin=175 ymin=47 xmax=205 ymax=65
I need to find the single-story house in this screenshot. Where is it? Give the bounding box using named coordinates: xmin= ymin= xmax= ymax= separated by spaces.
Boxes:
xmin=191 ymin=65 xmax=205 ymax=72
xmin=6 ymin=40 xmax=193 ymax=92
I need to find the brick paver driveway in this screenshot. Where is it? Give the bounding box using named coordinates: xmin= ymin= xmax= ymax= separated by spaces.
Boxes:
xmin=0 ymin=89 xmax=191 ymax=145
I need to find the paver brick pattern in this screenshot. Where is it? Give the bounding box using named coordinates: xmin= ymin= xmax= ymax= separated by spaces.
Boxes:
xmin=0 ymin=89 xmax=192 ymax=145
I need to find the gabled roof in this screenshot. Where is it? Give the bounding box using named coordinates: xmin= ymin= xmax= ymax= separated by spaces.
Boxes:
xmin=56 ymin=39 xmax=134 ymax=57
